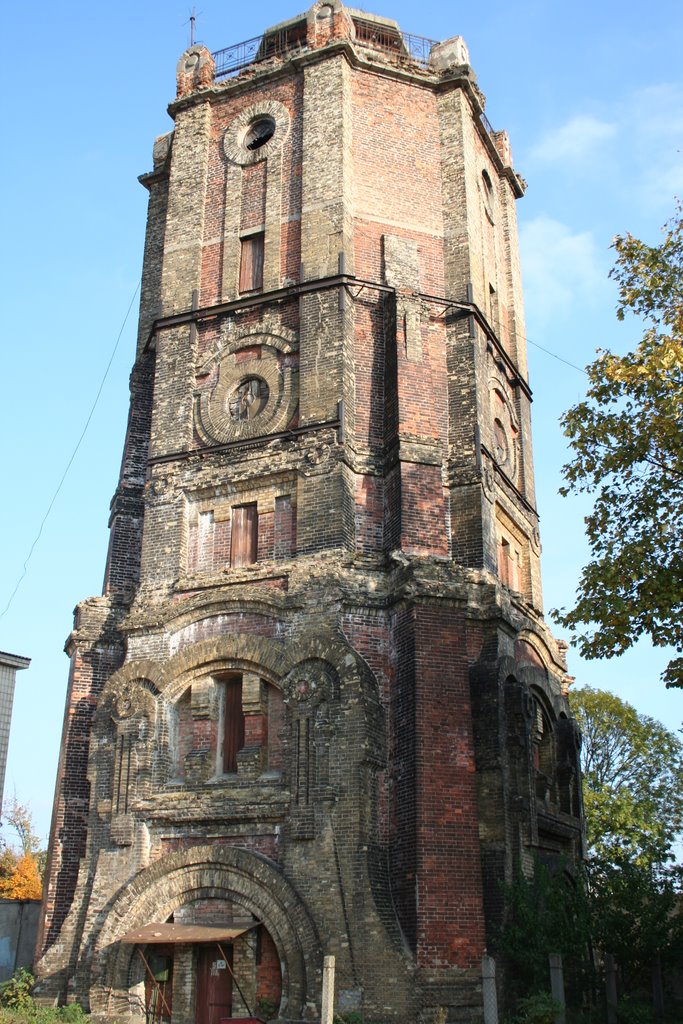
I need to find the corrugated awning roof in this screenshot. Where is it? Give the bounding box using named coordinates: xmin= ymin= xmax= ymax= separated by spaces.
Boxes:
xmin=119 ymin=922 xmax=257 ymax=944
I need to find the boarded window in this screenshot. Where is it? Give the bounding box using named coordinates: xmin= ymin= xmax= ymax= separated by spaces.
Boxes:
xmin=239 ymin=233 xmax=264 ymax=292
xmin=274 ymin=494 xmax=296 ymax=558
xmin=498 ymin=537 xmax=520 ymax=591
xmin=489 ymin=282 xmax=499 ymax=330
xmin=223 ymin=676 xmax=245 ymax=774
xmin=231 ymin=503 xmax=258 ymax=566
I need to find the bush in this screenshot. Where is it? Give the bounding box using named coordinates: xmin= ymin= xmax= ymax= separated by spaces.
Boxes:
xmin=0 ymin=971 xmax=34 ymax=1012
xmin=0 ymin=1007 xmax=88 ymax=1024
xmin=0 ymin=971 xmax=87 ymax=1024
xmin=256 ymin=998 xmax=277 ymax=1021
xmin=334 ymin=1013 xmax=364 ymax=1024
xmin=508 ymin=991 xmax=563 ymax=1024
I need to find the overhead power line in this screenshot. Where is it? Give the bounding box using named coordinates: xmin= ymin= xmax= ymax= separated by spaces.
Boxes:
xmin=526 ymin=335 xmax=588 ymax=375
xmin=0 ymin=282 xmax=141 ymax=622
xmin=0 ymin=283 xmax=586 ymax=622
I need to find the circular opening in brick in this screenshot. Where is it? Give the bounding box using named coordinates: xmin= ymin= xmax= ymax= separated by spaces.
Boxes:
xmin=244 ymin=117 xmax=276 ymax=152
xmin=228 ymin=377 xmax=269 ymax=421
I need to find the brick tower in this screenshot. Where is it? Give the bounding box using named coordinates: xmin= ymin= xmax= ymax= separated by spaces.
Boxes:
xmin=36 ymin=5 xmax=582 ymax=1021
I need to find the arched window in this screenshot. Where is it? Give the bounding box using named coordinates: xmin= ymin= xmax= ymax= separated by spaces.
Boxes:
xmin=216 ymin=673 xmax=284 ymax=778
xmin=221 ymin=675 xmax=245 ymax=774
xmin=532 ymin=697 xmax=556 ymax=803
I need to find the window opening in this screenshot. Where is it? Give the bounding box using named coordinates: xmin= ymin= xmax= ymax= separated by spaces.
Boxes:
xmin=482 ymin=168 xmax=495 ymax=222
xmin=231 ymin=503 xmax=258 ymax=567
xmin=489 ymin=282 xmax=499 ymax=330
xmin=223 ymin=676 xmax=245 ymax=773
xmin=498 ymin=537 xmax=520 ymax=591
xmin=244 ymin=116 xmax=275 ymax=151
xmin=239 ymin=233 xmax=264 ymax=293
xmin=533 ymin=699 xmax=556 ymax=802
xmin=113 ymin=732 xmax=133 ymax=814
xmin=228 ymin=377 xmax=269 ymax=422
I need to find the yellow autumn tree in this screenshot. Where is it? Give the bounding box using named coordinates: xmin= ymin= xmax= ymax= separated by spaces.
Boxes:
xmin=0 ymin=851 xmax=41 ymax=901
xmin=0 ymin=853 xmax=42 ymax=900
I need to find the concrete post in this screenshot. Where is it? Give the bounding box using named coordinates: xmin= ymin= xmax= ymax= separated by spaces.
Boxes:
xmin=652 ymin=954 xmax=664 ymax=1021
xmin=321 ymin=955 xmax=335 ymax=1024
xmin=604 ymin=954 xmax=618 ymax=1024
xmin=481 ymin=954 xmax=498 ymax=1024
xmin=548 ymin=953 xmax=566 ymax=1024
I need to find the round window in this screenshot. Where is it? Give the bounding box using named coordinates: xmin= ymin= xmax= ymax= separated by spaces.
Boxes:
xmin=243 ymin=116 xmax=276 ymax=152
xmin=228 ymin=377 xmax=269 ymax=422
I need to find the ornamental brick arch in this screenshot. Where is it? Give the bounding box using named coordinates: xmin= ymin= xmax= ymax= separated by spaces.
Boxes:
xmin=160 ymin=594 xmax=289 ymax=636
xmin=94 ymin=661 xmax=165 ymax=713
xmin=161 ymin=635 xmax=294 ymax=704
xmin=282 ymin=640 xmax=385 ymax=769
xmin=86 ymin=845 xmax=321 ymax=1020
xmin=89 ymin=666 xmax=168 ymax=811
xmin=285 ymin=634 xmax=382 ymax=705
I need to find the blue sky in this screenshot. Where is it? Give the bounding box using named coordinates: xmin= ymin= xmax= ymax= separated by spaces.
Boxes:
xmin=1 ymin=0 xmax=682 ymax=846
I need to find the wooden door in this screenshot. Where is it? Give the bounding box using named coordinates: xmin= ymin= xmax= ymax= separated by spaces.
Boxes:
xmin=195 ymin=945 xmax=233 ymax=1024
xmin=144 ymin=947 xmax=173 ymax=1024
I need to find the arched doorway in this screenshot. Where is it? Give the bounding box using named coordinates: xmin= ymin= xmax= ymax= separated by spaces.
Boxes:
xmin=84 ymin=846 xmax=320 ymax=1022
xmin=122 ymin=916 xmax=281 ymax=1024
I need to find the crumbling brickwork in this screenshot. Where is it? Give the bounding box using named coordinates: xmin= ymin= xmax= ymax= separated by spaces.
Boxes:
xmin=36 ymin=5 xmax=582 ymax=1022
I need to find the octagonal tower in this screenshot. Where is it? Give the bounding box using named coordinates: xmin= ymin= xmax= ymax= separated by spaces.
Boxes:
xmin=36 ymin=6 xmax=582 ymax=1022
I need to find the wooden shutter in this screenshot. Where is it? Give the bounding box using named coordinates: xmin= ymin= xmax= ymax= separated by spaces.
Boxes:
xmin=223 ymin=676 xmax=244 ymax=774
xmin=239 ymin=233 xmax=264 ymax=292
xmin=231 ymin=503 xmax=258 ymax=566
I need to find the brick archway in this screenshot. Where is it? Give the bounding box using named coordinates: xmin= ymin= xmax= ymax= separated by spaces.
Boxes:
xmin=85 ymin=845 xmax=320 ymax=1020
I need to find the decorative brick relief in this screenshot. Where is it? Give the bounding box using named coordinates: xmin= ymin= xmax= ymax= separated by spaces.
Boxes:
xmin=195 ymin=329 xmax=299 ymax=445
xmin=488 ymin=377 xmax=519 ymax=483
xmin=176 ymin=46 xmax=215 ymax=98
xmin=223 ymin=102 xmax=291 ymax=169
xmin=282 ymin=659 xmax=339 ymax=837
xmin=94 ymin=676 xmax=165 ymax=844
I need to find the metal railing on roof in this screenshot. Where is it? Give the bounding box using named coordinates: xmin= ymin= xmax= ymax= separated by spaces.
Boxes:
xmin=351 ymin=19 xmax=438 ymax=67
xmin=213 ymin=26 xmax=307 ymax=78
xmin=480 ymin=111 xmax=495 ymax=139
xmin=212 ymin=21 xmax=439 ymax=79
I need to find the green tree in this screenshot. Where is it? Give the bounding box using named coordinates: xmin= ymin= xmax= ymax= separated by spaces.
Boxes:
xmin=554 ymin=208 xmax=683 ymax=688
xmin=587 ymin=857 xmax=683 ymax=1004
xmin=0 ymin=846 xmax=17 ymax=883
xmin=570 ymin=686 xmax=683 ymax=865
xmin=500 ymin=860 xmax=593 ymax=1009
xmin=3 ymin=797 xmax=42 ymax=857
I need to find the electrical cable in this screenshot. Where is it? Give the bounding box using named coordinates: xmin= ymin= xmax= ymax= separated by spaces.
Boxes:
xmin=0 ymin=281 xmax=587 ymax=621
xmin=0 ymin=281 xmax=141 ymax=621
xmin=525 ymin=335 xmax=588 ymax=375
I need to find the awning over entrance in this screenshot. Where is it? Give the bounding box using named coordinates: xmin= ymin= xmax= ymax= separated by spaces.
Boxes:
xmin=119 ymin=922 xmax=257 ymax=944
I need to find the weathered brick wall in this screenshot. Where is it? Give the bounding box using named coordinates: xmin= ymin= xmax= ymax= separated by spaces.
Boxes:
xmin=38 ymin=603 xmax=124 ymax=955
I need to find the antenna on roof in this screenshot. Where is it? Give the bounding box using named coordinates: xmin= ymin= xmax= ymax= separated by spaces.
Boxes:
xmin=186 ymin=7 xmax=202 ymax=47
